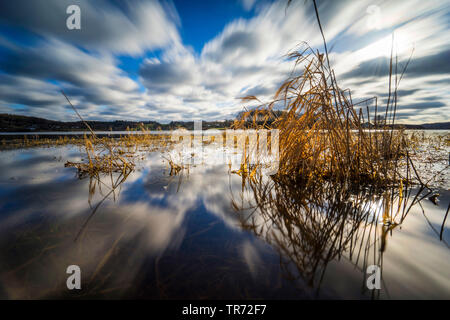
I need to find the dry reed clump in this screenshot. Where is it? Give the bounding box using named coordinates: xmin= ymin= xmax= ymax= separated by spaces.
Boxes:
xmin=234 ymin=43 xmax=413 ymax=187
xmin=65 ymin=134 xmax=135 ymax=178
xmin=64 ymin=128 xmax=172 ymax=178
xmin=163 ymin=156 xmax=188 ymax=176
xmin=407 ymin=131 xmax=450 ymax=151
xmin=60 ymin=91 xmax=133 ymax=178
xmin=0 ymin=135 xmax=85 ymax=150
xmin=0 ymin=132 xmax=172 ymax=154
xmin=59 ymin=90 xmax=173 ymax=178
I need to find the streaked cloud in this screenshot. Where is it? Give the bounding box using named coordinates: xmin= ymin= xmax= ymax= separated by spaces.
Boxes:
xmin=0 ymin=0 xmax=180 ymax=55
xmin=0 ymin=0 xmax=448 ymax=123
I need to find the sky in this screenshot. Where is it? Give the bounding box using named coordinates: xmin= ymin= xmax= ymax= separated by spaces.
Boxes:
xmin=0 ymin=0 xmax=449 ymax=124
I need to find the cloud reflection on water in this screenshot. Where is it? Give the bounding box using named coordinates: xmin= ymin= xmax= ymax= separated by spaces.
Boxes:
xmin=0 ymin=146 xmax=448 ymax=299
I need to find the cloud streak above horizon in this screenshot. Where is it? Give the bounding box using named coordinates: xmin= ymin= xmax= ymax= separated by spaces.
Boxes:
xmin=0 ymin=0 xmax=448 ymax=124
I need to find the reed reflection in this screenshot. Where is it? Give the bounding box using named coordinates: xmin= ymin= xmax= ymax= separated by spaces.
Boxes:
xmin=231 ymin=168 xmax=442 ymax=298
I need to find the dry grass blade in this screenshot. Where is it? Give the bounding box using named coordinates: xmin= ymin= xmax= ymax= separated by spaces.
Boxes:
xmin=234 ymin=41 xmax=414 ymax=187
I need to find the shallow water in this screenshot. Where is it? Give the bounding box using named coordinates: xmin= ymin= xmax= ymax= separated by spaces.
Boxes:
xmin=1 ymin=129 xmax=448 ymax=136
xmin=0 ymin=145 xmax=449 ymax=299
xmin=0 ymin=131 xmax=172 ymax=136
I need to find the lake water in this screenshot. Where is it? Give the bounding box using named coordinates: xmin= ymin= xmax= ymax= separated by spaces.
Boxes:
xmin=1 ymin=129 xmax=449 ymax=136
xmin=0 ymin=144 xmax=449 ymax=299
xmin=0 ymin=131 xmax=172 ymax=136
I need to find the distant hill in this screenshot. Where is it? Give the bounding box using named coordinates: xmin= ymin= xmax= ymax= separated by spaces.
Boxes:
xmin=0 ymin=113 xmax=448 ymax=132
xmin=421 ymin=122 xmax=450 ymax=129
xmin=361 ymin=121 xmax=450 ymax=130
xmin=0 ymin=114 xmax=234 ymax=132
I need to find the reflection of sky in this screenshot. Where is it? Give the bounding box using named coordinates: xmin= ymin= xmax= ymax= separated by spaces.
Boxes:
xmin=0 ymin=146 xmax=449 ymax=299
xmin=320 ymin=191 xmax=450 ymax=299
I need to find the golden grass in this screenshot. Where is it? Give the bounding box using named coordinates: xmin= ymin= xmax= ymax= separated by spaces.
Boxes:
xmin=234 ymin=43 xmax=414 ymax=188
xmin=63 ymin=130 xmax=173 ymax=176
xmin=0 ymin=135 xmax=84 ymax=150
xmin=228 ymin=3 xmax=449 ymax=292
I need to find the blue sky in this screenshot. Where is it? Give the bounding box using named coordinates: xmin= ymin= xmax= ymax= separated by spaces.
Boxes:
xmin=173 ymin=0 xmax=256 ymax=52
xmin=0 ymin=0 xmax=449 ymax=123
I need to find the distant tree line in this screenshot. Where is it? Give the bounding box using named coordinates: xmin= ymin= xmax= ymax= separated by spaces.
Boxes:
xmin=0 ymin=114 xmax=235 ymax=132
xmin=0 ymin=113 xmax=448 ymax=132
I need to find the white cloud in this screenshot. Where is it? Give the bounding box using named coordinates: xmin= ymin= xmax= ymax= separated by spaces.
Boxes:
xmin=240 ymin=0 xmax=257 ymax=11
xmin=0 ymin=0 xmax=449 ymax=123
xmin=0 ymin=0 xmax=180 ymax=55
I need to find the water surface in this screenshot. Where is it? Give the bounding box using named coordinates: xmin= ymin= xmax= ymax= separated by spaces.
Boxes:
xmin=0 ymin=145 xmax=448 ymax=299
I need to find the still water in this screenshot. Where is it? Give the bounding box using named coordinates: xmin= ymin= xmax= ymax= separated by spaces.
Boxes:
xmin=0 ymin=145 xmax=449 ymax=299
